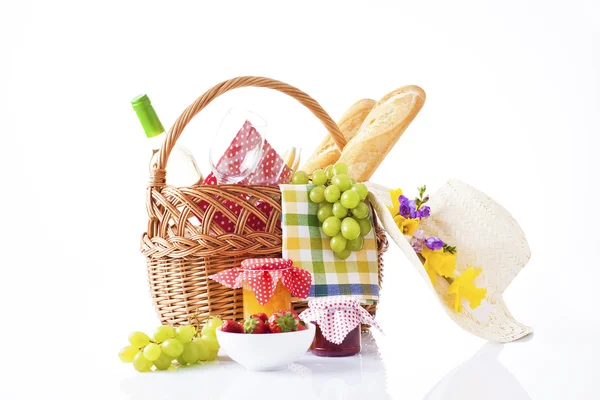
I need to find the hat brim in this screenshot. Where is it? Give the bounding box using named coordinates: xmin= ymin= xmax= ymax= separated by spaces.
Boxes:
xmin=367 ymin=181 xmax=532 ymax=343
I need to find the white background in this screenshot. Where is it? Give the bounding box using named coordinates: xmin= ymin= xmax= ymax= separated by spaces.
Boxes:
xmin=1 ymin=0 xmax=599 ymax=399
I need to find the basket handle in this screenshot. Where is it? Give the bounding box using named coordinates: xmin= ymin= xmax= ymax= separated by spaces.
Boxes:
xmin=152 ymin=76 xmax=346 ymax=184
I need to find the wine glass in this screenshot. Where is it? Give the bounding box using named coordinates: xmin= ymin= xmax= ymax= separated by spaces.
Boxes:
xmin=208 ymin=108 xmax=267 ymax=184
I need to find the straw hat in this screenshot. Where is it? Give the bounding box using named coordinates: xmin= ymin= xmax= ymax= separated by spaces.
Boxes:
xmin=367 ymin=180 xmax=532 ymax=342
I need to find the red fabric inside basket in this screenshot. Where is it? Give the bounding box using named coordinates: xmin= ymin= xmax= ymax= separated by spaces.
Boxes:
xmin=198 ymin=121 xmax=291 ymax=233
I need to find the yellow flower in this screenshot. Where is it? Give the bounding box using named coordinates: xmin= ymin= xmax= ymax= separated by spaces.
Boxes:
xmin=393 ymin=215 xmax=420 ymax=236
xmin=387 ymin=188 xmax=403 ymax=216
xmin=447 ymin=267 xmax=487 ymax=312
xmin=421 ymin=247 xmax=457 ymax=285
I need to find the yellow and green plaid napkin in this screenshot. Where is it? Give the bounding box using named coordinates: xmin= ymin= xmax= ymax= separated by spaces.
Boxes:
xmin=280 ymin=184 xmax=380 ymax=304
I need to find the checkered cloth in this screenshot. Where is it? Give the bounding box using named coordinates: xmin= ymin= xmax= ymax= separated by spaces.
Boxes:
xmin=280 ymin=184 xmax=380 ymax=304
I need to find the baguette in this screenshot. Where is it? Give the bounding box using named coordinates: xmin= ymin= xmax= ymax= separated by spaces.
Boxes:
xmin=301 ymin=99 xmax=376 ymax=173
xmin=337 ymin=86 xmax=426 ymax=181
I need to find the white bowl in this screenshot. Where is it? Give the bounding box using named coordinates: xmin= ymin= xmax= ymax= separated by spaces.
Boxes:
xmin=216 ymin=322 xmax=316 ymax=371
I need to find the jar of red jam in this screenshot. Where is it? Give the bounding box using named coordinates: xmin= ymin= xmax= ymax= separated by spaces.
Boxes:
xmin=209 ymin=258 xmax=312 ymax=319
xmin=299 ymin=296 xmax=381 ymax=357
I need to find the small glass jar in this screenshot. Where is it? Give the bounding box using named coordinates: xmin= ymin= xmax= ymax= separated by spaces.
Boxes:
xmin=243 ymin=278 xmax=292 ymax=319
xmin=209 ymin=257 xmax=311 ymax=320
xmin=299 ymin=295 xmax=380 ymax=358
xmin=313 ymin=324 xmax=361 ymax=357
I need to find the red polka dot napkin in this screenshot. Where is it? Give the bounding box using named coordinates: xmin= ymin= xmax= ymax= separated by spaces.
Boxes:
xmin=208 ymin=258 xmax=312 ymax=305
xmin=299 ymin=296 xmax=382 ymax=345
xmin=200 ymin=120 xmax=292 ymax=233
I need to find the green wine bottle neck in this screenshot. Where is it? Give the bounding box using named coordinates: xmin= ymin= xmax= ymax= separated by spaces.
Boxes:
xmin=131 ymin=94 xmax=165 ymax=138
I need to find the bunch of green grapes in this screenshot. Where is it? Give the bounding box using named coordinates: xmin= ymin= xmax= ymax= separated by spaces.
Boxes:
xmin=292 ymin=162 xmax=372 ymax=259
xmin=118 ymin=317 xmax=223 ymax=372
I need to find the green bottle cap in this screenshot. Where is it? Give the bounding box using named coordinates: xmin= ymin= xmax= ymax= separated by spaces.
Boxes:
xmin=131 ymin=94 xmax=165 ymax=138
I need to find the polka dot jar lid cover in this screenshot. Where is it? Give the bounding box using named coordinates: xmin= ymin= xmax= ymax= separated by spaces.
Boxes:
xmin=209 ymin=258 xmax=312 ymax=305
xmin=299 ymin=296 xmax=382 ymax=345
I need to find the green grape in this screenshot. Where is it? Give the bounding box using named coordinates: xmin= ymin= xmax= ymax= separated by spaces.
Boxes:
xmin=206 ymin=349 xmax=219 ymax=362
xmin=340 ymin=190 xmax=360 ymax=209
xmin=153 ymin=353 xmax=173 ymax=371
xmin=161 ymin=339 xmax=184 ymax=358
xmin=324 ymin=185 xmax=341 ymax=203
xmin=347 ymin=236 xmax=364 ymax=251
xmin=312 ymin=169 xmax=327 ymax=186
xmin=331 ymin=174 xmax=352 ymax=192
xmin=317 ymin=203 xmax=334 ymax=223
xmin=309 ymin=186 xmax=326 ymax=203
xmin=325 ymin=165 xmax=334 ymax=179
xmin=181 ymin=341 xmax=199 ymax=364
xmin=201 ymin=334 xmax=220 ymax=351
xmin=292 ymin=171 xmax=309 ymax=184
xmin=143 ymin=343 xmax=162 ymax=361
xmin=133 ymin=352 xmax=153 ymax=372
xmin=322 ymin=216 xmax=342 ymax=237
xmin=153 ymin=325 xmax=175 ymax=343
xmin=341 ymin=217 xmax=361 ymax=240
xmin=358 ymin=218 xmax=372 ymax=236
xmin=332 ymin=162 xmax=349 ymax=176
xmin=205 ymin=317 xmax=223 ymax=332
xmin=351 ymin=201 xmax=369 ymax=219
xmin=350 ymin=178 xmax=357 ymax=184
xmin=335 ymin=248 xmax=352 ymax=260
xmin=351 ymin=183 xmax=369 ymax=200
xmin=330 ymin=233 xmax=347 ymax=252
xmin=176 ymin=356 xmax=187 ymax=366
xmin=119 ymin=345 xmax=139 ymax=363
xmin=201 ymin=324 xmax=216 ymax=337
xmin=175 ymin=325 xmax=196 ymax=343
xmin=129 ymin=331 xmax=150 ymax=348
xmin=193 ymin=337 xmax=211 ymax=361
xmin=332 ymin=201 xmax=348 ymax=219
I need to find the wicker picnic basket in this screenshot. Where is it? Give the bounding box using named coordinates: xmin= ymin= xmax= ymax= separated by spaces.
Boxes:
xmin=141 ymin=76 xmax=389 ymax=326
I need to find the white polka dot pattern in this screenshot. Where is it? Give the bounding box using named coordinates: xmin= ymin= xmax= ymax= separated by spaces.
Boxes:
xmin=200 ymin=120 xmax=292 ymax=233
xmin=299 ymin=296 xmax=382 ymax=345
xmin=208 ymin=258 xmax=312 ymax=305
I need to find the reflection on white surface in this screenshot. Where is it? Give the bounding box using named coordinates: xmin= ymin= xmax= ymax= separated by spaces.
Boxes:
xmin=119 ymin=332 xmax=533 ymax=400
xmin=424 ymin=341 xmax=531 ymax=400
xmin=120 ymin=331 xmax=391 ymax=400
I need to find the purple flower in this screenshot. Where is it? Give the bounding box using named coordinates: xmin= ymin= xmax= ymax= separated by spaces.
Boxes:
xmin=399 ymin=196 xmax=418 ymax=218
xmin=410 ymin=230 xmax=426 ymax=253
xmin=409 ymin=199 xmax=417 ymax=212
xmin=399 ymin=196 xmax=411 ymax=217
xmin=418 ymin=206 xmax=430 ymax=219
xmin=425 ymin=237 xmax=444 ymax=251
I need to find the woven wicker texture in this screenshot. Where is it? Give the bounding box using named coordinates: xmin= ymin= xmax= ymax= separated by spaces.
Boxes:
xmin=142 ymin=77 xmax=387 ymax=326
xmin=367 ymin=180 xmax=532 ymax=343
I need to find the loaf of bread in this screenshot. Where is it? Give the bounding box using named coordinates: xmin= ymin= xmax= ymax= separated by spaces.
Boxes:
xmin=337 ymin=86 xmax=426 ymax=181
xmin=301 ymin=99 xmax=376 ymax=173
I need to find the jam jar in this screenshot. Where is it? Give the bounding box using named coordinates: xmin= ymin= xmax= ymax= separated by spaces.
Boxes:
xmin=313 ymin=322 xmax=361 ymax=357
xmin=243 ymin=278 xmax=292 ymax=319
xmin=298 ymin=295 xmax=380 ymax=358
xmin=208 ymin=258 xmax=312 ymax=320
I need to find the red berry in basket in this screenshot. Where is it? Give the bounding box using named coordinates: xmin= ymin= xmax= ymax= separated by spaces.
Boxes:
xmin=251 ymin=313 xmax=268 ymax=323
xmin=221 ymin=320 xmax=244 ymax=333
xmin=297 ymin=323 xmax=307 ymax=331
xmin=243 ymin=316 xmax=268 ymax=334
xmin=268 ymin=310 xmax=300 ymax=333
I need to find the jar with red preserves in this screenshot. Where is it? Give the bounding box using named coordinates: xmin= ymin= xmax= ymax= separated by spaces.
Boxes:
xmin=299 ymin=296 xmax=381 ymax=357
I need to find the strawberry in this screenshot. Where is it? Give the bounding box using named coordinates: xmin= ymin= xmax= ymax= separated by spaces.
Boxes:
xmin=221 ymin=320 xmax=244 ymax=333
xmin=243 ymin=315 xmax=268 ymax=334
xmin=268 ymin=310 xmax=301 ymax=333
xmin=277 ymin=309 xmax=300 ymax=321
xmin=297 ymin=323 xmax=307 ymax=331
xmin=251 ymin=313 xmax=268 ymax=323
